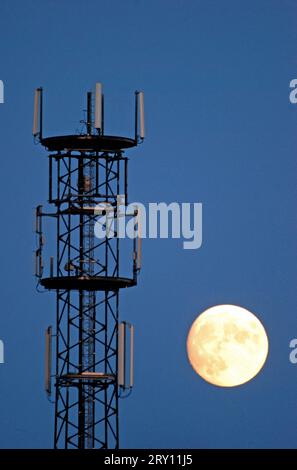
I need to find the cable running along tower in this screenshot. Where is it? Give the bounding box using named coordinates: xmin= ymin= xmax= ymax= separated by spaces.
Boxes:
xmin=34 ymin=83 xmax=145 ymax=449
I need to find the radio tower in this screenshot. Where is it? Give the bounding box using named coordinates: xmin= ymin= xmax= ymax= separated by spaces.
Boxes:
xmin=34 ymin=83 xmax=144 ymax=449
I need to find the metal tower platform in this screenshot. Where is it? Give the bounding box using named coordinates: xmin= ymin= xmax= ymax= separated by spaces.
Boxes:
xmin=34 ymin=84 xmax=145 ymax=449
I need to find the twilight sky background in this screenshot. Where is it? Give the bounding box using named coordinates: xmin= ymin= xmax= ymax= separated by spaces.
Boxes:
xmin=0 ymin=0 xmax=297 ymax=448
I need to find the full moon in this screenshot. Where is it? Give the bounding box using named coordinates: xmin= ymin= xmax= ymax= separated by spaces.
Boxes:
xmin=187 ymin=305 xmax=269 ymax=387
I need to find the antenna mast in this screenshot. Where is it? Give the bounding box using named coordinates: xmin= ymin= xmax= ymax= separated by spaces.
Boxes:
xmin=34 ymin=83 xmax=144 ymax=449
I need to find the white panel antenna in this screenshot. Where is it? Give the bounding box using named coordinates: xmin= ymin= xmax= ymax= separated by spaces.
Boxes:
xmin=137 ymin=207 xmax=142 ymax=270
xmin=118 ymin=322 xmax=134 ymax=389
xmin=129 ymin=325 xmax=134 ymax=388
xmin=33 ymin=87 xmax=43 ymax=139
xmin=45 ymin=326 xmax=53 ymax=397
xmin=0 ymin=80 xmax=4 ymax=104
xmin=135 ymin=91 xmax=145 ymax=142
xmin=118 ymin=322 xmax=125 ymax=387
xmin=35 ymin=205 xmax=44 ymax=278
xmin=139 ymin=91 xmax=145 ymax=139
xmin=94 ymin=82 xmax=103 ymax=133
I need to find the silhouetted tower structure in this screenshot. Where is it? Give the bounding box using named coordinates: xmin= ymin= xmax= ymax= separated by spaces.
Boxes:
xmin=34 ymin=84 xmax=144 ymax=448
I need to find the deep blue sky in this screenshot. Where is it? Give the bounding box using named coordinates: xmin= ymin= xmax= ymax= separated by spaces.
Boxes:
xmin=0 ymin=0 xmax=296 ymax=449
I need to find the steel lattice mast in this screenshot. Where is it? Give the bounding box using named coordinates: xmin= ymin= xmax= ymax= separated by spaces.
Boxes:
xmin=34 ymin=84 xmax=144 ymax=448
